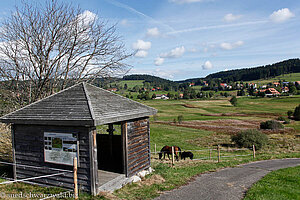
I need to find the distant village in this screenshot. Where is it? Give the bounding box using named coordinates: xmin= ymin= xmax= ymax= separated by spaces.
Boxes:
xmin=105 ymin=80 xmax=300 ymax=100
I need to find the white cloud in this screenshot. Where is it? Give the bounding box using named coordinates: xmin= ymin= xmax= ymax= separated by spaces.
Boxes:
xmin=155 ymin=57 xmax=164 ymax=65
xmin=147 ymin=27 xmax=160 ymax=37
xmin=223 ymin=13 xmax=242 ymax=22
xmin=135 ymin=50 xmax=148 ymax=58
xmin=78 ymin=10 xmax=97 ymax=25
xmin=220 ymin=41 xmax=244 ymax=50
xmin=132 ymin=40 xmax=151 ymax=50
xmin=270 ymin=8 xmax=295 ymax=23
xmin=153 ymin=68 xmax=174 ymax=79
xmin=160 ymin=46 xmax=185 ymax=58
xmin=169 ymin=0 xmax=208 ymax=4
xmin=202 ymin=61 xmax=213 ymax=70
xmin=129 ymin=68 xmax=174 ymax=79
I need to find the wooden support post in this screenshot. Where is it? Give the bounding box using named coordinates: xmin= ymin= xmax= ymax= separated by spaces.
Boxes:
xmin=154 ymin=144 xmax=157 ymax=156
xmin=11 ymin=125 xmax=16 ymax=180
xmin=171 ymin=146 xmax=175 ymax=167
xmin=209 ymin=149 xmax=212 ymax=160
xmin=253 ymin=145 xmax=256 ymax=159
xmin=217 ymin=145 xmax=220 ymax=163
xmin=74 ymin=157 xmax=78 ymax=200
xmin=122 ymin=122 xmax=128 ymax=177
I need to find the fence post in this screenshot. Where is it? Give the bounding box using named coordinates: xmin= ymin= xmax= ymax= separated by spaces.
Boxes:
xmin=253 ymin=145 xmax=256 ymax=159
xmin=155 ymin=144 xmax=157 ymax=156
xmin=74 ymin=157 xmax=78 ymax=200
xmin=217 ymin=145 xmax=220 ymax=163
xmin=171 ymin=146 xmax=175 ymax=167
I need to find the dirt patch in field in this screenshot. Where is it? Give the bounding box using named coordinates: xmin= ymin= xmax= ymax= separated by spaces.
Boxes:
xmin=201 ymin=112 xmax=281 ymax=118
xmin=155 ymin=120 xmax=295 ymax=135
xmin=202 ymin=113 xmax=248 ymax=117
xmin=183 ymin=104 xmax=198 ymax=108
xmin=139 ymin=174 xmax=165 ymax=186
xmin=156 ymin=119 xmax=259 ymax=134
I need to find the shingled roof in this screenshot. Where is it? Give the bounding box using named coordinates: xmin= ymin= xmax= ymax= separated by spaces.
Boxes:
xmin=0 ymin=82 xmax=157 ymax=126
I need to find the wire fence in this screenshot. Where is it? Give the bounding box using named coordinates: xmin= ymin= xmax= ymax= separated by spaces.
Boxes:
xmin=151 ymin=144 xmax=256 ymax=165
xmin=0 ymin=157 xmax=77 ymax=200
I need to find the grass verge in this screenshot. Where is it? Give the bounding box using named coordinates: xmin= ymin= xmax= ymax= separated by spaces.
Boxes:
xmin=244 ymin=165 xmax=300 ymax=200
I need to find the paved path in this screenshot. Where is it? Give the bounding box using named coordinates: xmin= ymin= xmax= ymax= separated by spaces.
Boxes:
xmin=155 ymin=158 xmax=300 ymax=200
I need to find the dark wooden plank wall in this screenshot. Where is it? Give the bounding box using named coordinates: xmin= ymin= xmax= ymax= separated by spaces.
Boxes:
xmin=13 ymin=124 xmax=92 ymax=192
xmin=126 ymin=117 xmax=150 ymax=177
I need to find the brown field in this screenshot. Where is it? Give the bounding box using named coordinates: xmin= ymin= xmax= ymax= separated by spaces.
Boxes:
xmin=155 ymin=119 xmax=296 ymax=135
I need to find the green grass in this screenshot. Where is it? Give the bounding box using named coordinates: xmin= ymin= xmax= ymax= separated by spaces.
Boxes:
xmin=117 ymin=80 xmax=144 ymax=89
xmin=244 ymin=166 xmax=300 ymax=200
xmin=150 ymin=123 xmax=213 ymax=151
xmin=245 ymin=72 xmax=300 ymax=85
xmin=142 ymin=96 xmax=300 ymax=122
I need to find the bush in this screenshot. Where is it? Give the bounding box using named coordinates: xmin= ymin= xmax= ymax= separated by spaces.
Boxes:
xmin=229 ymin=96 xmax=237 ymax=106
xmin=231 ymin=129 xmax=268 ymax=150
xmin=293 ymin=104 xmax=300 ymax=121
xmin=287 ymin=110 xmax=293 ymax=118
xmin=277 ymin=116 xmax=290 ymax=124
xmin=260 ymin=120 xmax=284 ymax=130
xmin=177 ymin=115 xmax=184 ymax=124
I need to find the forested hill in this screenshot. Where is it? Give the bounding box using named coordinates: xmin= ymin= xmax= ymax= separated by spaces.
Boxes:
xmin=205 ymin=58 xmax=300 ymax=82
xmin=123 ymin=74 xmax=176 ymax=85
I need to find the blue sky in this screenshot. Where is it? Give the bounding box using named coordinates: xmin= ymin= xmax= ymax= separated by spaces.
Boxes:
xmin=1 ymin=0 xmax=300 ymax=80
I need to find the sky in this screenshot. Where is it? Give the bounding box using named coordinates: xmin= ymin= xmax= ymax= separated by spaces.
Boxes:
xmin=0 ymin=0 xmax=300 ymax=81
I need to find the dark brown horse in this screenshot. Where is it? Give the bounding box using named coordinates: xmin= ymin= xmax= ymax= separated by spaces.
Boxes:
xmin=158 ymin=145 xmax=182 ymax=161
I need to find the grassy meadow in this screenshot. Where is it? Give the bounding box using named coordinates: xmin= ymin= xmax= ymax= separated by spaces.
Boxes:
xmin=143 ymin=96 xmax=300 ymax=126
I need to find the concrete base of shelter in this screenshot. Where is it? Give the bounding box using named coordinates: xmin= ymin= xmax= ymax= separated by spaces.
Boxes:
xmin=98 ymin=167 xmax=153 ymax=193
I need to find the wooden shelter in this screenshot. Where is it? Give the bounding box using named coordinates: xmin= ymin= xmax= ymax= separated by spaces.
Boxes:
xmin=0 ymin=82 xmax=157 ymax=195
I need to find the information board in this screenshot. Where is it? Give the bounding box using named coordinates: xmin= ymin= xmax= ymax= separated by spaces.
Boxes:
xmin=44 ymin=132 xmax=78 ymax=165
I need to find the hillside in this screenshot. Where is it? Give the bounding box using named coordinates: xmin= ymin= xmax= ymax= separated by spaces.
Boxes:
xmin=123 ymin=74 xmax=176 ymax=85
xmin=205 ymin=58 xmax=300 ymax=82
xmin=245 ymin=72 xmax=300 ymax=85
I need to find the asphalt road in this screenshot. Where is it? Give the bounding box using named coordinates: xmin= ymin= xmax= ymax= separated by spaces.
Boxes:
xmin=154 ymin=158 xmax=300 ymax=200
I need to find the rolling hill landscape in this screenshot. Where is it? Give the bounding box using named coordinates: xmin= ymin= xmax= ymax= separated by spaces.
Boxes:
xmin=1 ymin=58 xmax=300 ymax=199
xmin=1 ymin=1 xmax=300 ymax=200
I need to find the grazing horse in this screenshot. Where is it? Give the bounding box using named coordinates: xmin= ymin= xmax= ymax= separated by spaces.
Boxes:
xmin=181 ymin=151 xmax=194 ymax=160
xmin=158 ymin=145 xmax=182 ymax=161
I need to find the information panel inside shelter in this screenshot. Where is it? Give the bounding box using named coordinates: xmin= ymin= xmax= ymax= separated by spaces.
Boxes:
xmin=44 ymin=132 xmax=78 ymax=165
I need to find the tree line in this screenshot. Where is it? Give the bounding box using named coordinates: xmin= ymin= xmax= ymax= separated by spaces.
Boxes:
xmin=205 ymin=58 xmax=300 ymax=82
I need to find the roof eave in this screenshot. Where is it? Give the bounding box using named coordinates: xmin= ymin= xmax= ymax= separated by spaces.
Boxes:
xmin=0 ymin=118 xmax=95 ymax=127
xmin=94 ymin=110 xmax=157 ymax=126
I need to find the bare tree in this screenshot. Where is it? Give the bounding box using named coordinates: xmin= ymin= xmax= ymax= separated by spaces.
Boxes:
xmin=0 ymin=0 xmax=131 ymax=104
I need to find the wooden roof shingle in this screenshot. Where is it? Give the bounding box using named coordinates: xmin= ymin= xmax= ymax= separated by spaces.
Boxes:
xmin=0 ymin=82 xmax=157 ymax=126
